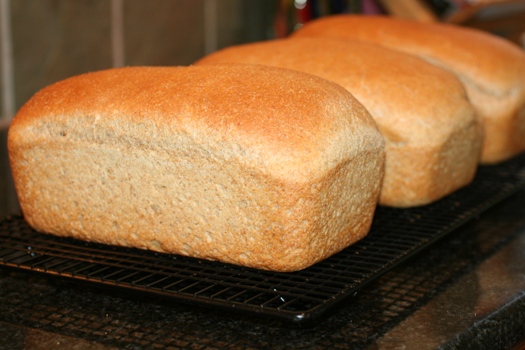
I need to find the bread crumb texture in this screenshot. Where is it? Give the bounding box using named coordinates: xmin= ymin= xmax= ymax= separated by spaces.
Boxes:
xmin=196 ymin=38 xmax=483 ymax=207
xmin=8 ymin=64 xmax=385 ymax=271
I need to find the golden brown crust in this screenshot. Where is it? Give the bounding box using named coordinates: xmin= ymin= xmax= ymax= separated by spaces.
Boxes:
xmin=195 ymin=37 xmax=483 ymax=207
xmin=8 ymin=64 xmax=385 ymax=271
xmin=291 ymin=14 xmax=525 ymax=163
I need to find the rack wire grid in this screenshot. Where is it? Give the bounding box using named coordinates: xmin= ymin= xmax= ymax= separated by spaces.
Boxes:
xmin=1 ymin=153 xmax=525 ymax=323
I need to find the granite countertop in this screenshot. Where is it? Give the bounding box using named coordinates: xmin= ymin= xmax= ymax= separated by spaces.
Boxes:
xmin=1 ymin=189 xmax=525 ymax=350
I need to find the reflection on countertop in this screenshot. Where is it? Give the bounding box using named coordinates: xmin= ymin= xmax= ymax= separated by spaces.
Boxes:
xmin=371 ymin=228 xmax=525 ymax=350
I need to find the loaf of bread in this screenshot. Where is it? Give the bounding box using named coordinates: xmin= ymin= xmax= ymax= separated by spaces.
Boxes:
xmin=291 ymin=14 xmax=525 ymax=164
xmin=195 ymin=37 xmax=483 ymax=207
xmin=8 ymin=64 xmax=385 ymax=272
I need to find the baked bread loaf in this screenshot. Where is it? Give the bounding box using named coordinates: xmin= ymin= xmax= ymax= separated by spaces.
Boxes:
xmin=195 ymin=37 xmax=483 ymax=207
xmin=8 ymin=64 xmax=385 ymax=272
xmin=291 ymin=14 xmax=525 ymax=164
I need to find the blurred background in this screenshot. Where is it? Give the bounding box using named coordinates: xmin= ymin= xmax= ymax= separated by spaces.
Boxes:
xmin=1 ymin=0 xmax=525 ymax=218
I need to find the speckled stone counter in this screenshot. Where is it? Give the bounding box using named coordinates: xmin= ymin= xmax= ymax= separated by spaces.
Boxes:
xmin=2 ymin=189 xmax=525 ymax=350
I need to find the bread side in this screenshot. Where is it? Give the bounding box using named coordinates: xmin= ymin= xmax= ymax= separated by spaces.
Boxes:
xmin=195 ymin=38 xmax=483 ymax=207
xmin=291 ymin=15 xmax=525 ymax=164
xmin=8 ymin=64 xmax=385 ymax=271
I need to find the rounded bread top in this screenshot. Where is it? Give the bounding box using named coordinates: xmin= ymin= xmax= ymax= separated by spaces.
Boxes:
xmin=291 ymin=14 xmax=525 ymax=97
xmin=195 ymin=37 xmax=477 ymax=146
xmin=10 ymin=64 xmax=383 ymax=181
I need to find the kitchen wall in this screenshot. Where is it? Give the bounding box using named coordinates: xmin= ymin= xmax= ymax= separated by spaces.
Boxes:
xmin=0 ymin=0 xmax=278 ymax=217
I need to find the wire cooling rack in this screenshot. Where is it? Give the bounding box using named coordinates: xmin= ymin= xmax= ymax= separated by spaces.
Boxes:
xmin=1 ymin=154 xmax=525 ymax=323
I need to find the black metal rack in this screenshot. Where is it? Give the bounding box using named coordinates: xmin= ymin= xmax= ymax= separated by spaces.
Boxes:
xmin=1 ymin=154 xmax=525 ymax=324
